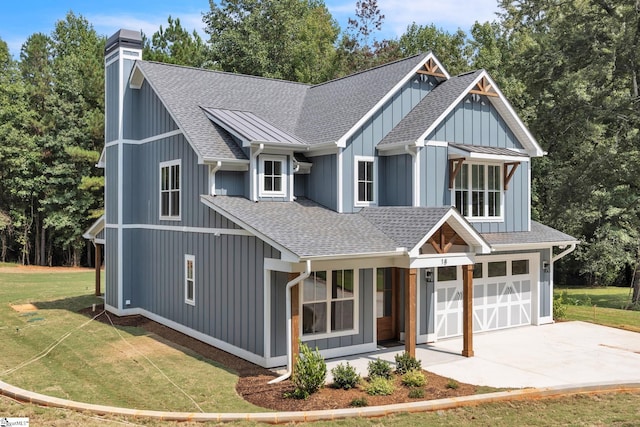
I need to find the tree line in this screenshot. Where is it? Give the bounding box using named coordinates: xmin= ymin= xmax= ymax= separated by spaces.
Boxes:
xmin=1 ymin=0 xmax=639 ymax=293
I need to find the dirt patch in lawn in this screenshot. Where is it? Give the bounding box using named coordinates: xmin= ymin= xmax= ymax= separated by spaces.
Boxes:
xmin=80 ymin=304 xmax=480 ymax=411
xmin=11 ymin=303 xmax=39 ymax=312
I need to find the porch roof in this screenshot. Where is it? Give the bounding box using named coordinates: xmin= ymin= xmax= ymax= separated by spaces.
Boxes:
xmin=200 ymin=196 xmax=488 ymax=260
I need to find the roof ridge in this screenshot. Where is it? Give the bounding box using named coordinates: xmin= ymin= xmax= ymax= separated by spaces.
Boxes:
xmin=139 ymin=60 xmax=312 ymax=87
xmin=308 ymin=52 xmax=429 ymax=89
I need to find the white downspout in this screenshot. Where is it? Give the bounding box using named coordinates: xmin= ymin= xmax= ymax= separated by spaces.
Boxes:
xmin=269 ymin=260 xmax=311 ymax=384
xmin=404 ymin=144 xmax=419 ymax=206
xmin=552 ymin=243 xmax=577 ymax=263
xmin=251 ymin=143 xmax=264 ymax=201
xmin=549 ymin=243 xmax=577 ymax=323
xmin=209 ymin=161 xmax=222 ymax=196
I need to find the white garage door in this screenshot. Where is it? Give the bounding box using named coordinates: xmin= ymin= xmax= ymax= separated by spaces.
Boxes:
xmin=435 ymin=255 xmax=535 ymax=339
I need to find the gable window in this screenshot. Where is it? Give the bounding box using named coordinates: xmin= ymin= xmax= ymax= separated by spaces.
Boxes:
xmin=302 ymin=270 xmax=357 ymax=338
xmin=355 ymin=156 xmax=376 ymax=206
xmin=160 ymin=160 xmax=181 ymax=220
xmin=259 ymin=155 xmax=286 ymax=197
xmin=454 ymin=163 xmax=502 ymax=219
xmin=184 ymin=254 xmax=195 ymax=305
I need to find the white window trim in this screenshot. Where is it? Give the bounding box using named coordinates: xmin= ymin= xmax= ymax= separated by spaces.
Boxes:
xmin=159 ymin=159 xmax=182 ymax=221
xmin=452 ymin=161 xmax=504 ymax=222
xmin=354 ymin=155 xmax=377 ymax=207
xmin=300 ymin=269 xmax=359 ymax=341
xmin=184 ymin=254 xmax=195 ymax=306
xmin=258 ymin=155 xmax=287 ymax=198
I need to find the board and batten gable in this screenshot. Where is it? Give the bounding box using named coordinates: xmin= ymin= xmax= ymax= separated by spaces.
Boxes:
xmin=341 ymin=75 xmax=438 ymax=212
xmin=125 ymin=80 xmax=179 ymax=140
xmin=305 ymin=154 xmax=337 ymax=210
xmin=379 ymin=154 xmax=412 ymax=206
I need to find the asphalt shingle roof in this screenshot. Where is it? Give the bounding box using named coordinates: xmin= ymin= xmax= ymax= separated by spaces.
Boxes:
xmin=137 ymin=62 xmax=309 ymax=160
xmin=359 ymin=206 xmax=453 ymax=250
xmin=295 ymin=54 xmax=428 ymax=145
xmin=482 ymin=221 xmax=578 ymax=246
xmin=378 ymin=70 xmax=483 ymax=148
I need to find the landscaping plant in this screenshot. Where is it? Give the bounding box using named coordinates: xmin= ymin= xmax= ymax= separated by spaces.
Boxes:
xmin=394 ymin=351 xmax=422 ymax=374
xmin=401 ymin=370 xmax=426 ymax=388
xmin=290 ymin=343 xmax=327 ymax=399
xmin=331 ymin=362 xmax=360 ymax=390
xmin=365 ymin=376 xmax=395 ymax=396
xmin=367 ymin=358 xmax=392 ymax=379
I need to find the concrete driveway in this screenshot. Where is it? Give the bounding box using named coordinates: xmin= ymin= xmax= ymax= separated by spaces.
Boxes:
xmin=326 ymin=321 xmax=640 ymax=388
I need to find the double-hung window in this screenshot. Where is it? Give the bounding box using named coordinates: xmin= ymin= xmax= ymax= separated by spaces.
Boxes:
xmin=454 ymin=163 xmax=502 ymax=219
xmin=184 ymin=254 xmax=195 ymax=305
xmin=259 ymin=155 xmax=286 ymax=197
xmin=302 ymin=270 xmax=357 ymax=338
xmin=355 ymin=156 xmax=376 ymax=206
xmin=160 ymin=160 xmax=181 ymax=220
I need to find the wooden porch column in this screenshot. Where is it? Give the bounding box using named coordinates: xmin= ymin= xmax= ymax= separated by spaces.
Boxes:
xmin=462 ymin=264 xmax=474 ymax=357
xmin=405 ymin=268 xmax=417 ymax=357
xmin=94 ymin=243 xmax=102 ymax=296
xmin=289 ymin=273 xmax=301 ymax=374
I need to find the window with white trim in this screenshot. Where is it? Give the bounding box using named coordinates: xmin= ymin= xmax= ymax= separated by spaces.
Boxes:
xmin=454 ymin=163 xmax=502 ymax=219
xmin=355 ymin=156 xmax=376 ymax=206
xmin=184 ymin=254 xmax=195 ymax=305
xmin=259 ymin=155 xmax=286 ymax=197
xmin=302 ymin=270 xmax=356 ymax=337
xmin=160 ymin=160 xmax=181 ymax=220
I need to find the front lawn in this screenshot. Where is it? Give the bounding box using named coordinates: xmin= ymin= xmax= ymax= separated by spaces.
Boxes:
xmin=554 ymin=286 xmax=640 ymax=332
xmin=0 ymin=270 xmax=264 ymax=413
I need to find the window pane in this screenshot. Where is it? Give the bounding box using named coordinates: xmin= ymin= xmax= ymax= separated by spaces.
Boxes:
xmin=358 ymin=161 xmax=366 ymax=181
xmin=489 ymin=166 xmax=500 ymax=190
xmin=303 ymin=302 xmax=326 ymax=334
xmin=187 ymin=281 xmax=194 ymax=300
xmin=472 ymin=191 xmax=485 ymax=216
xmin=303 ymin=272 xmax=327 ymax=303
xmin=187 ymin=260 xmax=193 ymax=279
xmin=273 ymin=160 xmax=281 ymax=175
xmin=455 ymin=164 xmax=468 ymax=190
xmin=161 ymin=192 xmax=169 ymax=216
xmin=512 ymin=260 xmax=529 ymax=275
xmin=366 ymin=182 xmax=373 ymax=201
xmin=273 ymin=177 xmax=281 ymax=191
xmin=264 ymin=177 xmax=273 ymax=191
xmin=343 ymin=269 xmax=354 ymax=294
xmin=473 ymin=263 xmax=483 ymax=279
xmin=265 ymin=160 xmax=273 ymax=175
xmin=365 ymin=162 xmax=372 ymax=181
xmin=162 ymin=167 xmax=169 ymax=191
xmin=172 ymin=165 xmax=180 ymax=190
xmin=472 ymin=164 xmax=484 ymax=190
xmin=358 ymin=182 xmax=366 ymax=201
xmin=171 ymin=191 xmax=180 ymax=216
xmin=331 ymin=300 xmax=354 ymax=331
xmin=438 ymin=266 xmax=457 ymax=282
xmin=488 ymin=261 xmax=507 ymax=277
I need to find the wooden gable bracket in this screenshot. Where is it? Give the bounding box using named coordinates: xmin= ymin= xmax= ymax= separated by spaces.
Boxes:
xmin=428 ymin=223 xmax=460 ymax=254
xmin=416 ymin=58 xmax=447 ymax=78
xmin=468 ymin=76 xmax=499 ymax=98
xmin=503 ymin=162 xmax=520 ymax=190
xmin=448 ymin=158 xmax=465 ymax=189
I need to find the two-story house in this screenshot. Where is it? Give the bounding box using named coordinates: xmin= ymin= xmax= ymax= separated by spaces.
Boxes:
xmin=85 ymin=29 xmax=578 ymax=375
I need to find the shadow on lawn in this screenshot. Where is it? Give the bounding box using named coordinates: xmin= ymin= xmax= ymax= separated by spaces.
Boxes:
xmin=33 ymin=294 xmax=103 ymax=313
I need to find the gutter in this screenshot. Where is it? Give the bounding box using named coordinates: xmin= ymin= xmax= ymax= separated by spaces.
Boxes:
xmin=209 ymin=161 xmax=222 ymax=196
xmin=404 ymin=144 xmax=420 ymax=206
xmin=269 ymin=260 xmax=312 ymax=384
xmin=552 ymin=243 xmax=577 ymax=263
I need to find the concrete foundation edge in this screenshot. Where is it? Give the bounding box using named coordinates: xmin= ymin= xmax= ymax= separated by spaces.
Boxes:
xmin=1 ymin=380 xmax=639 ymax=423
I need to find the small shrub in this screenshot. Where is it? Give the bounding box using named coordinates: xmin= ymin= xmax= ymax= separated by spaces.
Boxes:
xmin=446 ymin=379 xmax=459 ymax=389
xmin=401 ymin=370 xmax=426 ymax=388
xmin=331 ymin=362 xmax=360 ymax=390
xmin=408 ymin=388 xmax=425 ymax=399
xmin=290 ymin=343 xmax=326 ymax=399
xmin=350 ymin=397 xmax=368 ymax=407
xmin=365 ymin=376 xmax=395 ymax=396
xmin=553 ymin=296 xmax=567 ymax=320
xmin=394 ymin=351 xmax=422 ymax=374
xmin=367 ymin=358 xmax=392 ymax=379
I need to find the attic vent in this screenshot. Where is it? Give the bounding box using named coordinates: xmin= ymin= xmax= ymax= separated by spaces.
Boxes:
xmin=417 ymin=58 xmax=447 ymax=78
xmin=469 ymin=76 xmax=498 ymax=97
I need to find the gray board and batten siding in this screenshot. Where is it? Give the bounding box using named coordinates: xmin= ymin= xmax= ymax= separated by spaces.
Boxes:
xmin=379 ymin=154 xmax=413 ymax=206
xmin=305 ymin=154 xmax=338 ymax=211
xmin=341 ymin=74 xmax=439 ymax=212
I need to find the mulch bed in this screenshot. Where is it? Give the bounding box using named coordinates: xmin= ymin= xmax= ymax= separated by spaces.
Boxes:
xmin=80 ymin=304 xmax=478 ymax=411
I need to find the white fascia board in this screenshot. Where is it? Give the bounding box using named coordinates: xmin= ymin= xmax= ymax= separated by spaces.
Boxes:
xmin=202 ymin=157 xmax=249 ymax=172
xmin=82 ymin=215 xmax=105 ymax=240
xmin=199 ymin=195 xmax=299 ymax=262
xmin=129 ymin=65 xmax=145 ymax=89
xmin=305 ymin=144 xmax=340 ymax=157
xmin=489 ymin=240 xmax=580 ymax=252
xmin=409 ymin=209 xmax=491 ymax=257
xmin=409 ymin=253 xmax=476 ymax=269
xmin=96 ymin=147 xmax=106 ymax=168
xmin=336 ymin=53 xmax=445 ymax=148
xmin=301 ymin=248 xmax=407 ymax=264
xmin=129 ymin=64 xmax=207 ymax=164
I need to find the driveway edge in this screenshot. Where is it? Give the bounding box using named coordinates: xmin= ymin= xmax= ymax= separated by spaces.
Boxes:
xmin=1 ymin=380 xmax=639 ymax=423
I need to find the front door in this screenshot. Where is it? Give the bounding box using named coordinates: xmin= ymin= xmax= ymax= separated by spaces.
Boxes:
xmin=376 ymin=267 xmax=398 ymax=342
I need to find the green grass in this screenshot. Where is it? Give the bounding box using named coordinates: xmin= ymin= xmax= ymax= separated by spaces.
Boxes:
xmin=0 ymin=262 xmax=17 ymax=268
xmin=555 ymin=286 xmax=640 ymax=332
xmin=1 ymin=391 xmax=639 ymax=426
xmin=0 ymin=271 xmax=264 ymax=413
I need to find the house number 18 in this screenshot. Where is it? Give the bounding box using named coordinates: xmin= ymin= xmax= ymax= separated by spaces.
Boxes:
xmin=441 ymin=259 xmax=448 ymax=265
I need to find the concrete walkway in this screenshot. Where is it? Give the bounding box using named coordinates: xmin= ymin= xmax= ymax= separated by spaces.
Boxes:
xmin=325 ymin=322 xmax=640 ymax=388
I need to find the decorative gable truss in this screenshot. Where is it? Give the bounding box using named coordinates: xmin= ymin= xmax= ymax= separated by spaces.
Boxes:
xmin=468 ymin=76 xmax=498 ymax=98
xmin=416 ymin=57 xmax=448 ymax=79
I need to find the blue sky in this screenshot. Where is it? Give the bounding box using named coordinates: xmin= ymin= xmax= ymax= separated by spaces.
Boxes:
xmin=0 ymin=0 xmax=500 ymax=59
